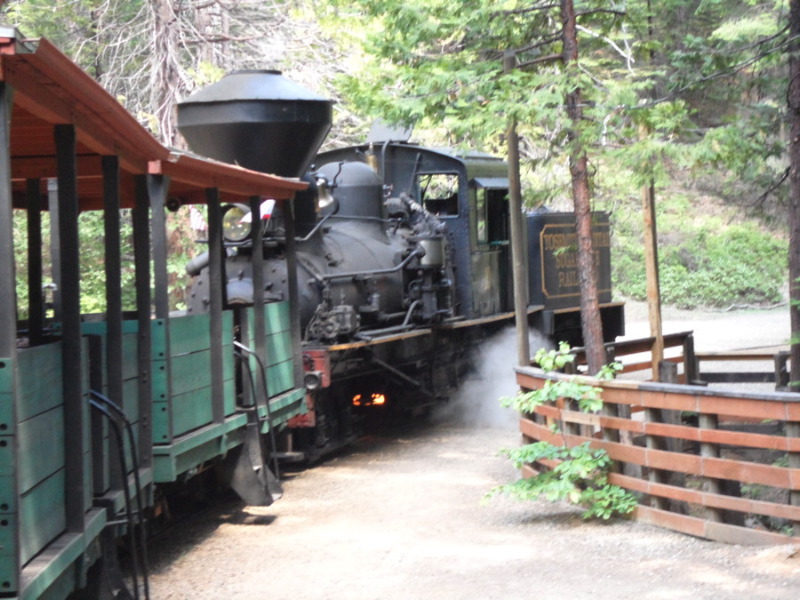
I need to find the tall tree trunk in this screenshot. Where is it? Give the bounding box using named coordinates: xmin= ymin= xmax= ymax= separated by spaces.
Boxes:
xmin=789 ymin=0 xmax=800 ymax=391
xmin=561 ymin=0 xmax=605 ymax=374
xmin=150 ymin=0 xmax=182 ymax=146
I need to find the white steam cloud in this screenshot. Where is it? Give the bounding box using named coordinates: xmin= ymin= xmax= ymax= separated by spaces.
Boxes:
xmin=433 ymin=326 xmax=552 ymax=428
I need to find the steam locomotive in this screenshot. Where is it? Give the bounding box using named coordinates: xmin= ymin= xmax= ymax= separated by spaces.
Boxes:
xmin=177 ymin=71 xmax=625 ymax=460
xmin=1 ymin=32 xmax=623 ymax=599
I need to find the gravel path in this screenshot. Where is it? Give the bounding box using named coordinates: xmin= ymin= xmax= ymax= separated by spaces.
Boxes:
xmin=148 ymin=305 xmax=800 ymax=600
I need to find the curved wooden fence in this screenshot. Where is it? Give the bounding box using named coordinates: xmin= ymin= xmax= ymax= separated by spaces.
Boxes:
xmin=514 ymin=365 xmax=800 ymax=545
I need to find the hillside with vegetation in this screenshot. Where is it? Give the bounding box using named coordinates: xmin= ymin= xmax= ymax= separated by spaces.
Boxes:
xmin=1 ymin=0 xmax=791 ymax=315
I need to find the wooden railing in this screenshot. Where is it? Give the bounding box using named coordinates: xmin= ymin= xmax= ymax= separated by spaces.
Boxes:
xmin=574 ymin=331 xmax=788 ymax=389
xmin=514 ymin=364 xmax=800 ymax=545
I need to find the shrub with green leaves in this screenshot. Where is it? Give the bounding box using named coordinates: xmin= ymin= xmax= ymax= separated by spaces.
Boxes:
xmin=612 ymin=203 xmax=786 ymax=309
xmin=489 ymin=345 xmax=636 ymax=520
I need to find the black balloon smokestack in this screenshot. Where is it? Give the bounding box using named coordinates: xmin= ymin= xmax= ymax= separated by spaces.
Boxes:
xmin=177 ymin=70 xmax=332 ymax=177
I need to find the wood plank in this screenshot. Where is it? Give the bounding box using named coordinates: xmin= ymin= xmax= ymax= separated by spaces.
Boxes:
xmin=608 ymin=472 xmax=800 ymax=521
xmin=635 ymin=505 xmax=800 ymax=545
xmin=533 ymin=405 xmax=800 ymax=452
xmin=519 ymin=417 xmax=798 ymax=489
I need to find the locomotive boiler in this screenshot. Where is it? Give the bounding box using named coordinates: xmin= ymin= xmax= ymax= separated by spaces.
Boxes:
xmin=177 ymin=70 xmax=625 ymax=458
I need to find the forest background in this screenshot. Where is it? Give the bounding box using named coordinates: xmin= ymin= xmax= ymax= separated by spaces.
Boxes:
xmin=2 ymin=0 xmax=791 ymax=317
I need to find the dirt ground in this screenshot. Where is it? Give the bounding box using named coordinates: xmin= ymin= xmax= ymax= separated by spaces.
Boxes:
xmin=147 ymin=305 xmax=800 ymax=600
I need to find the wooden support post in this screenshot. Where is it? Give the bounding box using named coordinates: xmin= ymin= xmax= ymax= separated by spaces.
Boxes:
xmin=644 ymin=406 xmax=668 ymax=510
xmin=683 ymin=334 xmax=699 ymax=385
xmin=26 ymin=178 xmax=43 ymax=346
xmin=133 ymin=176 xmax=153 ymax=463
xmin=776 ymin=351 xmax=790 ymax=391
xmin=149 ymin=175 xmax=171 ymax=320
xmin=101 ymin=156 xmax=123 ymax=491
xmin=206 ymin=188 xmax=225 ymax=425
xmin=699 ymin=412 xmax=724 ymax=523
xmin=55 ymin=123 xmax=85 ymax=532
xmin=0 ymin=81 xmax=20 ymax=594
xmin=284 ymin=197 xmax=304 ymax=388
xmin=102 ymin=157 xmax=123 ymax=408
xmin=642 ymin=175 xmax=664 ymax=379
xmin=47 ymin=178 xmax=62 ymax=322
xmin=504 ymin=51 xmax=530 ymax=367
xmin=0 ymin=83 xmax=13 ymax=356
xmin=250 ymin=195 xmax=270 ymax=406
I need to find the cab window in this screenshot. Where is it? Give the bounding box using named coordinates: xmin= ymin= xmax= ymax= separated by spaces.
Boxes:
xmin=417 ymin=173 xmax=459 ymax=216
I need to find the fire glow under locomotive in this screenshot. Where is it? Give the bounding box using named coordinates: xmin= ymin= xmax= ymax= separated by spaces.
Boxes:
xmin=177 ymin=70 xmax=625 ymax=459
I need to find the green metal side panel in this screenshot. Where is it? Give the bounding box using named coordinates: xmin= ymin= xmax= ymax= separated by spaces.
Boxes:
xmin=170 ymin=387 xmax=214 ymax=436
xmin=263 ymin=302 xmax=295 ymax=397
xmin=169 ymin=349 xmax=212 ymax=396
xmin=80 ymin=323 xmax=142 ymax=495
xmin=222 ymin=341 xmax=236 ymax=417
xmin=0 ymin=511 xmax=15 ymax=593
xmin=121 ymin=376 xmax=140 ymax=424
xmin=81 ymin=321 xmax=139 ymax=382
xmin=258 ymin=388 xmax=307 ymax=434
xmin=17 ymin=344 xmax=63 ymax=422
xmin=158 ymin=312 xmax=236 ymax=437
xmin=0 ymin=355 xmax=16 ymax=593
xmin=265 ymin=301 xmax=291 ymax=333
xmin=167 ymin=313 xmax=210 ymax=355
xmin=121 ymin=329 xmax=140 ymax=383
xmin=151 ymin=355 xmax=170 ymax=443
xmin=19 ymin=508 xmax=106 ymax=600
xmin=18 ymin=407 xmax=64 ymax=493
xmin=265 ymin=330 xmax=293 ymax=363
xmin=150 ymin=318 xmax=167 ymax=362
xmin=19 ymin=472 xmax=65 ymax=565
xmin=0 ymin=391 xmax=10 ymax=437
xmin=152 ymin=414 xmax=247 ymax=482
xmin=266 ymin=360 xmax=295 ymax=396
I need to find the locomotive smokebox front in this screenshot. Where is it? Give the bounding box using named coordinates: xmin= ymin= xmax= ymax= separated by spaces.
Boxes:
xmin=177 ymin=70 xmax=333 ymax=177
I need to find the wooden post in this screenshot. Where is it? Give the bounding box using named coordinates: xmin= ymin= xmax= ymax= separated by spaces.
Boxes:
xmin=699 ymin=412 xmax=724 ymax=523
xmin=644 ymin=406 xmax=667 ymax=510
xmin=683 ymin=334 xmax=699 ymax=385
xmin=504 ymin=51 xmax=530 ymax=367
xmin=642 ymin=178 xmax=664 ymax=379
xmin=775 ymin=351 xmax=790 ymax=391
xmin=206 ymin=187 xmax=225 ymax=425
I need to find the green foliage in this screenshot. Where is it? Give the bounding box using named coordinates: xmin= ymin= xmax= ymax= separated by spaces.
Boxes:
xmin=488 ymin=442 xmax=638 ymax=520
xmin=76 ymin=211 xmax=138 ymax=314
xmin=10 ymin=207 xmax=192 ymax=320
xmin=613 ymin=203 xmax=787 ymax=308
xmin=492 ymin=346 xmax=635 ymax=520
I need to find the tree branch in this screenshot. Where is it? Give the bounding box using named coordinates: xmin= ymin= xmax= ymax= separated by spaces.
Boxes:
xmin=517 ymin=53 xmax=563 ymax=70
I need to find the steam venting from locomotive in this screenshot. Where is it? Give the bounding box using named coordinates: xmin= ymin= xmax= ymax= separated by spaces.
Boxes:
xmin=177 ymin=70 xmax=454 ymax=342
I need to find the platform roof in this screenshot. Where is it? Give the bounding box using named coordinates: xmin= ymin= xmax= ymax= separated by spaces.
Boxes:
xmin=0 ymin=29 xmax=306 ymax=211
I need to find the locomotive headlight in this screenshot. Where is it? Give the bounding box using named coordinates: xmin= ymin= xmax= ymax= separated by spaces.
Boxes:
xmin=221 ymin=204 xmax=252 ymax=242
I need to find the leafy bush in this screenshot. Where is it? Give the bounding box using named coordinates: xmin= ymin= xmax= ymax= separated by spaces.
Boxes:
xmin=612 ymin=203 xmax=786 ymax=309
xmin=488 ymin=345 xmax=636 ymax=520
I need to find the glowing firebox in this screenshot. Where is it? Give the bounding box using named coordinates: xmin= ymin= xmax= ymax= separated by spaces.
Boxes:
xmin=352 ymin=393 xmax=386 ymax=407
